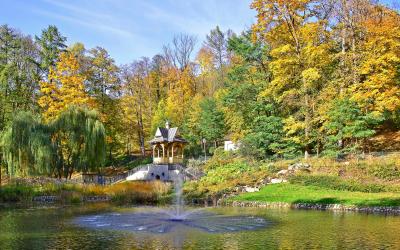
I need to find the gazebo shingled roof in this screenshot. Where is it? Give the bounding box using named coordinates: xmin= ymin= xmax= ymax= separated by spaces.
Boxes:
xmin=149 ymin=126 xmax=187 ymax=144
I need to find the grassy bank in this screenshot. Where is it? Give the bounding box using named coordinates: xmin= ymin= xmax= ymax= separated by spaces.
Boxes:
xmin=233 ymin=183 xmax=400 ymax=207
xmin=0 ymin=181 xmax=172 ymax=205
xmin=184 ymin=149 xmax=400 ymax=208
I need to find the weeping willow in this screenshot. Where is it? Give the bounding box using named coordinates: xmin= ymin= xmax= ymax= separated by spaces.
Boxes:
xmin=51 ymin=106 xmax=106 ymax=178
xmin=0 ymin=106 xmax=106 ymax=178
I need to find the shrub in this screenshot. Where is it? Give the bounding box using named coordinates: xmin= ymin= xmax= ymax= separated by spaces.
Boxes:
xmin=0 ymin=184 xmax=34 ymax=202
xmin=368 ymin=163 xmax=400 ymax=181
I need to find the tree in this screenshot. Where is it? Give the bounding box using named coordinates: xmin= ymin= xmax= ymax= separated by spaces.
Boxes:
xmin=151 ymin=99 xmax=168 ymax=135
xmin=0 ymin=25 xmax=41 ymax=132
xmin=38 ymin=52 xmax=90 ymax=122
xmin=240 ymin=109 xmax=286 ymax=159
xmin=1 ymin=111 xmax=52 ymax=177
xmin=120 ymin=59 xmax=152 ymax=156
xmin=163 ymin=34 xmax=197 ymax=71
xmin=86 ymin=47 xmax=121 ymax=160
xmin=35 ymin=25 xmax=67 ymax=77
xmin=219 ymin=32 xmax=270 ymax=141
xmin=251 ymin=0 xmax=333 ymax=158
xmin=51 ymin=106 xmax=106 ymax=178
xmin=198 ymin=97 xmax=225 ymax=147
xmin=204 ymin=26 xmax=234 ymax=90
xmin=1 ymin=106 xmax=106 ymax=178
xmin=351 ymin=6 xmax=400 ymax=115
xmin=324 ymin=98 xmax=383 ymax=155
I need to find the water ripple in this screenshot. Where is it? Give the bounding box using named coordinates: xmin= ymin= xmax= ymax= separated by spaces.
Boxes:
xmin=73 ymin=209 xmax=270 ymax=234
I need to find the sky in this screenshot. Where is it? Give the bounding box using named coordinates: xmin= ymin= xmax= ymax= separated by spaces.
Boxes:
xmin=0 ymin=0 xmax=256 ymax=64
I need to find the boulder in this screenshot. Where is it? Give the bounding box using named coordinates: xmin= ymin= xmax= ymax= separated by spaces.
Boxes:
xmin=277 ymin=169 xmax=289 ymax=176
xmin=244 ymin=186 xmax=260 ymax=193
xmin=288 ymin=162 xmax=311 ymax=171
xmin=270 ymin=178 xmax=287 ymax=184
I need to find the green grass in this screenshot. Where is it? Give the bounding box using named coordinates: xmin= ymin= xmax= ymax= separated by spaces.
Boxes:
xmin=233 ymin=183 xmax=400 ymax=207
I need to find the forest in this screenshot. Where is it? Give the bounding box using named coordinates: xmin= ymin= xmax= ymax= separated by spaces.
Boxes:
xmin=0 ymin=0 xmax=399 ymax=178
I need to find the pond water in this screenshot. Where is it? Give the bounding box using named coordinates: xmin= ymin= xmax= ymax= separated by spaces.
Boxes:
xmin=0 ymin=204 xmax=399 ymax=249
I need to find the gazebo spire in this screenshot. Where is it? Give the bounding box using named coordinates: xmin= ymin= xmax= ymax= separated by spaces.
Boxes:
xmin=165 ymin=120 xmax=170 ymax=129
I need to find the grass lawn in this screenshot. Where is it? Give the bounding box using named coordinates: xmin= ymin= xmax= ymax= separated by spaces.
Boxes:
xmin=233 ymin=183 xmax=400 ymax=207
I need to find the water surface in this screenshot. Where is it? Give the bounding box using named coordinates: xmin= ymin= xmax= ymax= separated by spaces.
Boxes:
xmin=0 ymin=204 xmax=399 ymax=249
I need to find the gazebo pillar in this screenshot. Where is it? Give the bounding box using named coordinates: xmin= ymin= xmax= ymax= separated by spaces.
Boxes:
xmin=152 ymin=145 xmax=156 ymax=159
xmin=161 ymin=144 xmax=165 ymax=159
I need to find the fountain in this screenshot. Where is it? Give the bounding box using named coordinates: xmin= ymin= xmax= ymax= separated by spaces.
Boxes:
xmin=73 ymin=175 xmax=270 ymax=234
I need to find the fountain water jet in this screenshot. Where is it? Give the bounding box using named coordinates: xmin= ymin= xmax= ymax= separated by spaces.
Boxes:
xmin=73 ymin=173 xmax=270 ymax=233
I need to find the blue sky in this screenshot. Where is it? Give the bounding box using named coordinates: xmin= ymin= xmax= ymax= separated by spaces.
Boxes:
xmin=2 ymin=0 xmax=397 ymax=65
xmin=1 ymin=0 xmax=255 ymax=64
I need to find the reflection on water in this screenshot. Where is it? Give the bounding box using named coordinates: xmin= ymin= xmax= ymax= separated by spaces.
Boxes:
xmin=1 ymin=204 xmax=400 ymax=249
xmin=73 ymin=209 xmax=269 ymax=233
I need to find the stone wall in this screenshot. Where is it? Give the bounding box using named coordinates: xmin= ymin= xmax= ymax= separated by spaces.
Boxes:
xmin=218 ymin=200 xmax=400 ymax=215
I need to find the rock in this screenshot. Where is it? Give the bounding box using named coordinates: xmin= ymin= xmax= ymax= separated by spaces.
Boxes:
xmin=288 ymin=162 xmax=311 ymax=171
xmin=277 ymin=169 xmax=289 ymax=176
xmin=32 ymin=196 xmax=59 ymax=203
xmin=270 ymin=178 xmax=287 ymax=184
xmin=244 ymin=186 xmax=260 ymax=193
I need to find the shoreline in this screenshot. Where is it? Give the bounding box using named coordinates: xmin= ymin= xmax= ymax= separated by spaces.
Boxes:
xmin=218 ymin=200 xmax=400 ymax=215
xmin=2 ymin=195 xmax=400 ymax=216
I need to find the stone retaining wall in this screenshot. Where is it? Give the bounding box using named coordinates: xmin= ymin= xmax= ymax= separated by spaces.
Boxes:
xmin=219 ymin=200 xmax=400 ymax=215
xmin=32 ymin=195 xmax=111 ymax=203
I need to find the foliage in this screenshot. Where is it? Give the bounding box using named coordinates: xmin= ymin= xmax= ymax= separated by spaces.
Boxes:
xmin=1 ymin=0 xmax=400 ymax=177
xmin=51 ymin=106 xmax=106 ymax=178
xmin=368 ymin=164 xmax=400 ymax=181
xmin=38 ymin=52 xmax=90 ymax=122
xmin=198 ymin=97 xmax=225 ymax=143
xmin=35 ymin=25 xmax=67 ymax=76
xmin=1 ymin=106 xmax=106 ymax=178
xmin=240 ymin=114 xmax=285 ymax=159
xmin=324 ymin=98 xmax=383 ymax=155
xmin=1 ymin=112 xmax=53 ymax=176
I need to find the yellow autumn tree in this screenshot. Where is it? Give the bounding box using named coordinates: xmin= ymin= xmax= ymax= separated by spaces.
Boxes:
xmin=252 ymin=0 xmax=333 ymax=158
xmin=38 ymin=52 xmax=90 ymax=122
xmin=351 ymin=7 xmax=400 ymax=114
xmin=196 ymin=46 xmax=218 ymax=96
xmin=165 ymin=66 xmax=196 ymax=127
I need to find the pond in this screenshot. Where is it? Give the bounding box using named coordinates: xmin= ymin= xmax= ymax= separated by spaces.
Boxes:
xmin=0 ymin=204 xmax=399 ymax=249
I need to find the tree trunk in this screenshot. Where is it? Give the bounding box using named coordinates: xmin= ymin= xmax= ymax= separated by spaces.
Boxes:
xmin=0 ymin=154 xmax=2 ymax=188
xmin=136 ymin=111 xmax=146 ymax=157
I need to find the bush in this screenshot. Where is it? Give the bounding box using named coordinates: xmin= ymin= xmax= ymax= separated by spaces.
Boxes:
xmin=368 ymin=164 xmax=400 ymax=181
xmin=0 ymin=184 xmax=34 ymax=202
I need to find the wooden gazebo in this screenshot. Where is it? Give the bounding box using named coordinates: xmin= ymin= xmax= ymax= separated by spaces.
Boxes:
xmin=149 ymin=121 xmax=187 ymax=164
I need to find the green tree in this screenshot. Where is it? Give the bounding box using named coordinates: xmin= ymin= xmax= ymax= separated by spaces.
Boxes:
xmin=324 ymin=98 xmax=383 ymax=155
xmin=1 ymin=106 xmax=106 ymax=178
xmin=35 ymin=25 xmax=67 ymax=77
xmin=198 ymin=97 xmax=225 ymax=148
xmin=1 ymin=112 xmax=52 ymax=176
